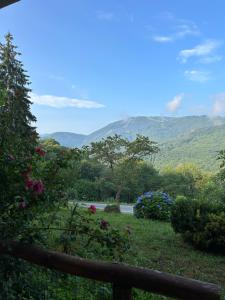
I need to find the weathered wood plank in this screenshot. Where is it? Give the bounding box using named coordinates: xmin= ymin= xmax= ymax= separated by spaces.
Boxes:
xmin=0 ymin=241 xmax=221 ymax=300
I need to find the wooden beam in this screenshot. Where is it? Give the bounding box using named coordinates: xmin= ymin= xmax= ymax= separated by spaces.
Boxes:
xmin=113 ymin=284 xmax=132 ymax=300
xmin=0 ymin=241 xmax=221 ymax=300
xmin=0 ymin=0 xmax=20 ymax=9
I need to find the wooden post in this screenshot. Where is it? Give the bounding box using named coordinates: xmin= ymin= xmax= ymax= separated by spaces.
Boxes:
xmin=113 ymin=284 xmax=132 ymax=300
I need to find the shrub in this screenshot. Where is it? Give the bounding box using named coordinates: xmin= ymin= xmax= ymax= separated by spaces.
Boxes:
xmin=74 ymin=179 xmax=100 ymax=201
xmin=133 ymin=192 xmax=173 ymax=221
xmin=57 ymin=205 xmax=129 ymax=260
xmin=171 ymin=196 xmax=198 ymax=233
xmin=199 ymin=213 xmax=225 ymax=251
xmin=104 ymin=204 xmax=121 ymax=213
xmin=171 ymin=196 xmax=225 ymax=252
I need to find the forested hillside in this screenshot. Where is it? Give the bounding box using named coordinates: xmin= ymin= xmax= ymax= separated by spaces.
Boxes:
xmin=155 ymin=124 xmax=225 ymax=171
xmin=42 ymin=116 xmax=225 ymax=171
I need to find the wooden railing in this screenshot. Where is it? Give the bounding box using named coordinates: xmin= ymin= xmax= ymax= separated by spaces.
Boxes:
xmin=0 ymin=241 xmax=221 ymax=300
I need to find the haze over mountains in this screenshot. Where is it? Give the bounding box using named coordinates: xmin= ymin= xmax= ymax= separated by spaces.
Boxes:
xmin=42 ymin=116 xmax=225 ymax=171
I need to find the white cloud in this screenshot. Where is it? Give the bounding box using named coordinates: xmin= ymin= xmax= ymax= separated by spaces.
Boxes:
xmin=212 ymin=93 xmax=225 ymax=115
xmin=175 ymin=23 xmax=199 ymax=38
xmin=184 ymin=70 xmax=211 ymax=82
xmin=151 ymin=15 xmax=200 ymax=43
xmin=166 ymin=94 xmax=184 ymax=113
xmin=30 ymin=93 xmax=105 ymax=109
xmin=179 ymin=40 xmax=220 ymax=63
xmin=96 ymin=11 xmax=115 ymax=21
xmin=152 ymin=35 xmax=173 ymax=43
xmin=199 ymin=55 xmax=222 ymax=64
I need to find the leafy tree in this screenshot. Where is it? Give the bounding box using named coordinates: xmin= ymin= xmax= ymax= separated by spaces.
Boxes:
xmin=40 ymin=138 xmax=61 ymax=150
xmin=0 ymin=33 xmax=37 ymax=156
xmin=88 ymin=134 xmax=159 ymax=204
xmin=88 ymin=134 xmax=126 ymax=171
xmin=160 ymin=163 xmax=207 ymax=199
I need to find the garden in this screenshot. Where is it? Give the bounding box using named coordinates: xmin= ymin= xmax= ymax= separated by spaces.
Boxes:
xmin=0 ymin=33 xmax=225 ymax=299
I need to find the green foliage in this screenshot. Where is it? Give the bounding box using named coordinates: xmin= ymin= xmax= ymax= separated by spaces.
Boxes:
xmin=74 ymin=179 xmax=100 ymax=201
xmin=56 ymin=205 xmax=130 ymax=260
xmin=171 ymin=197 xmax=225 ymax=252
xmin=0 ymin=33 xmax=37 ymax=156
xmin=198 ymin=213 xmax=225 ymax=251
xmin=156 ymin=124 xmax=225 ymax=171
xmin=171 ymin=196 xmax=197 ymax=234
xmin=88 ymin=134 xmax=127 ymax=170
xmin=87 ymin=134 xmax=159 ymax=203
xmin=160 ymin=164 xmax=204 ymax=199
xmin=134 ymin=192 xmax=173 ymax=221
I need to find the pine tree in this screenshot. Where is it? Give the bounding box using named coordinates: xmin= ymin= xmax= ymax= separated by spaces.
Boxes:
xmin=0 ymin=33 xmax=37 ymax=156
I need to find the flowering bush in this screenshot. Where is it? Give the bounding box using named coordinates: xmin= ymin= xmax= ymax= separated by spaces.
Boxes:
xmin=57 ymin=205 xmax=131 ymax=260
xmin=88 ymin=204 xmax=97 ymax=214
xmin=100 ymin=219 xmax=109 ymax=230
xmin=134 ymin=191 xmax=173 ymax=221
xmin=0 ymin=143 xmax=79 ymax=242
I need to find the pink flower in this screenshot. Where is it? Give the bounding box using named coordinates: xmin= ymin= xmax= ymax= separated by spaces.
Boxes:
xmin=19 ymin=201 xmax=26 ymax=209
xmin=100 ymin=219 xmax=109 ymax=230
xmin=25 ymin=178 xmax=34 ymax=190
xmin=35 ymin=146 xmax=46 ymax=157
xmin=88 ymin=205 xmax=96 ymax=214
xmin=32 ymin=180 xmax=44 ymax=194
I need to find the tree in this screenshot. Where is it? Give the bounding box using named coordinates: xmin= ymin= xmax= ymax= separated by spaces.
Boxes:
xmin=88 ymin=134 xmax=159 ymax=204
xmin=160 ymin=163 xmax=206 ymax=199
xmin=0 ymin=33 xmax=37 ymax=156
xmin=88 ymin=134 xmax=126 ymax=171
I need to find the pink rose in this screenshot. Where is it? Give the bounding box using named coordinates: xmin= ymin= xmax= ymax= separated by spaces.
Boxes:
xmin=100 ymin=219 xmax=109 ymax=230
xmin=25 ymin=178 xmax=34 ymax=190
xmin=35 ymin=147 xmax=46 ymax=157
xmin=88 ymin=205 xmax=96 ymax=214
xmin=32 ymin=180 xmax=44 ymax=194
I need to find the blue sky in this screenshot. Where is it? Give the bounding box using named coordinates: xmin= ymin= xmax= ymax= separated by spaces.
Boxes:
xmin=1 ymin=0 xmax=225 ymax=134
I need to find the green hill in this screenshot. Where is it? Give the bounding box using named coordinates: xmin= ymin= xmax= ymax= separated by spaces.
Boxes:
xmin=42 ymin=116 xmax=225 ymax=171
xmin=41 ymin=132 xmax=86 ymax=148
xmin=155 ymin=124 xmax=225 ymax=171
xmin=83 ymin=115 xmax=225 ymax=144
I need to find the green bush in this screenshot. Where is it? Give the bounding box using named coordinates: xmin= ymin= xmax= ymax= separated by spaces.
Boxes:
xmin=134 ymin=192 xmax=173 ymax=221
xmin=104 ymin=204 xmax=121 ymax=213
xmin=199 ymin=213 xmax=225 ymax=251
xmin=171 ymin=196 xmax=225 ymax=252
xmin=171 ymin=196 xmax=199 ymax=234
xmin=74 ymin=179 xmax=100 ymax=201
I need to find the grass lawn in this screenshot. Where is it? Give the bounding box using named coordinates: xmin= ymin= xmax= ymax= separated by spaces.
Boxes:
xmin=95 ymin=211 xmax=225 ymax=298
xmin=47 ymin=207 xmax=225 ymax=299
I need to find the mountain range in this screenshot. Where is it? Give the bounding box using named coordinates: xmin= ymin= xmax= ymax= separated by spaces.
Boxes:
xmin=41 ymin=116 xmax=225 ymax=171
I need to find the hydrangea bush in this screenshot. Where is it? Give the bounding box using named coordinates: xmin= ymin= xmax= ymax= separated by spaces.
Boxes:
xmin=134 ymin=191 xmax=173 ymax=221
